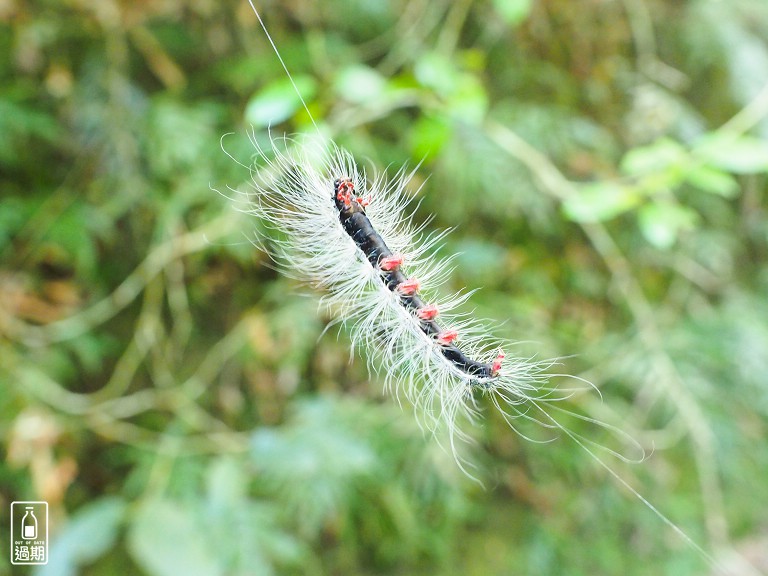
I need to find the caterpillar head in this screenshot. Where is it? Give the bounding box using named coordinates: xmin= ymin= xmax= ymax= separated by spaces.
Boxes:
xmin=333 ymin=177 xmax=369 ymax=213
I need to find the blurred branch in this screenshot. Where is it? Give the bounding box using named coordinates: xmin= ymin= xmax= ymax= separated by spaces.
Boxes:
xmin=716 ymin=80 xmax=768 ymax=137
xmin=435 ymin=0 xmax=472 ymax=57
xmin=10 ymin=213 xmax=236 ymax=347
xmin=165 ymin=240 xmax=193 ymax=361
xmin=129 ymin=25 xmax=186 ymax=90
xmin=17 ymin=311 xmax=249 ymax=421
xmin=621 ymin=0 xmax=688 ymax=90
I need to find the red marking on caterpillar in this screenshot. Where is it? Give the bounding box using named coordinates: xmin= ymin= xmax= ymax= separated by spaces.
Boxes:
xmin=491 ymin=350 xmax=505 ymax=375
xmin=395 ymin=278 xmax=420 ymax=296
xmin=416 ymin=304 xmax=439 ymax=320
xmin=379 ymin=254 xmax=403 ymax=271
xmin=436 ymin=329 xmax=459 ymax=346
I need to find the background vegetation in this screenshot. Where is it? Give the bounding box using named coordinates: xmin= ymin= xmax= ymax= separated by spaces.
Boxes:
xmin=2 ymin=0 xmax=767 ymax=574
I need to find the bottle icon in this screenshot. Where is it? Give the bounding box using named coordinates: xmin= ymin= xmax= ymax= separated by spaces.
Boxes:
xmin=21 ymin=507 xmax=37 ymax=540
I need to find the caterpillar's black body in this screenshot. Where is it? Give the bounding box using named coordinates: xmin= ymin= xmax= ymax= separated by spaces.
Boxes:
xmin=333 ymin=178 xmax=495 ymax=380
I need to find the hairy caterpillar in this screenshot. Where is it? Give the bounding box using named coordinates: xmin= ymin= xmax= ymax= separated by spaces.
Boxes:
xmin=228 ymin=132 xmax=557 ymax=450
xmin=227 ymin=2 xmax=731 ymax=572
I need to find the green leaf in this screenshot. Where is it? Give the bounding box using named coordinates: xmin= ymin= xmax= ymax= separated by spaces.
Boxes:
xmin=334 ymin=65 xmax=386 ymax=104
xmin=245 ymin=76 xmax=317 ymax=127
xmin=638 ymin=202 xmax=698 ymax=249
xmin=36 ymin=497 xmax=126 ymax=576
xmin=205 ymin=456 xmax=246 ymax=512
xmin=0 ymin=97 xmax=62 ymax=166
xmin=492 ymin=0 xmax=533 ymax=25
xmin=0 ymin=196 xmax=29 ymax=246
xmin=42 ymin=201 xmax=98 ymax=278
xmin=414 ymin=53 xmax=460 ymax=96
xmin=414 ymin=54 xmax=488 ymax=122
xmin=620 ymin=138 xmax=687 ymax=176
xmin=693 ymin=134 xmax=768 ymax=173
xmin=445 ymin=74 xmax=488 ymax=124
xmin=409 ymin=114 xmax=452 ymax=160
xmin=145 ymin=99 xmax=220 ymax=177
xmin=128 ymin=499 xmax=222 ymax=576
xmin=562 ymin=182 xmax=641 ymax=222
xmin=685 ymin=164 xmax=740 ymax=197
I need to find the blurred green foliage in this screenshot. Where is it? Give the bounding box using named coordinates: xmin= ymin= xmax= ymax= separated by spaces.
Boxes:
xmin=1 ymin=0 xmax=767 ymax=575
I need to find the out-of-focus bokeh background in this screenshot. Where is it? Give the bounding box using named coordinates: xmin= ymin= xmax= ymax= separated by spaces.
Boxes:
xmin=2 ymin=0 xmax=768 ymax=574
